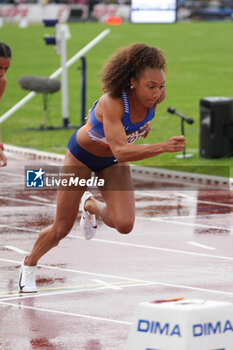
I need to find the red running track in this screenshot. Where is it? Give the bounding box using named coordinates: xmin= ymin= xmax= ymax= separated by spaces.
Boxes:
xmin=1 ymin=151 xmax=233 ymax=349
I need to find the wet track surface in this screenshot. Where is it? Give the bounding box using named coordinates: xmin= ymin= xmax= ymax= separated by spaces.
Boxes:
xmin=1 ymin=152 xmax=233 ymax=349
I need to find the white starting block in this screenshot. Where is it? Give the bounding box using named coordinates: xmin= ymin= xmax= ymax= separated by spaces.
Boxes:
xmin=126 ymin=298 xmax=233 ymax=350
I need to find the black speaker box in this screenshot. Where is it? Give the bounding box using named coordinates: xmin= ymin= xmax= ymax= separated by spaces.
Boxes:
xmin=68 ymin=8 xmax=84 ymax=22
xmin=200 ymin=97 xmax=233 ymax=158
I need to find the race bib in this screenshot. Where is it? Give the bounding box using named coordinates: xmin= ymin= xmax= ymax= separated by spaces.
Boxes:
xmin=126 ymin=122 xmax=151 ymax=144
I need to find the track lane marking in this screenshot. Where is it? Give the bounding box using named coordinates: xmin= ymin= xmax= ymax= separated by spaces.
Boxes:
xmin=69 ymin=236 xmax=233 ymax=262
xmin=29 ymin=195 xmax=52 ymax=203
xmin=135 ymin=191 xmax=233 ymax=208
xmin=4 ymin=246 xmax=29 ymax=254
xmin=92 ymin=279 xmax=123 ymax=290
xmin=137 ymin=216 xmax=233 ymax=232
xmin=0 ymin=195 xmax=56 ymax=207
xmin=0 ymin=281 xmax=154 ymax=302
xmin=149 ymin=213 xmax=233 ymax=220
xmin=1 ymin=258 xmax=233 ymax=299
xmin=0 ymin=257 xmax=151 ymax=283
xmin=186 ymin=241 xmax=216 ymax=251
xmin=0 ymin=281 xmax=125 ymax=296
xmin=0 ymin=171 xmax=24 ymax=177
xmin=1 ymin=223 xmax=233 ymax=261
xmin=0 ymin=182 xmax=24 ymax=186
xmin=0 ymin=224 xmax=40 ymax=233
xmin=0 ymin=301 xmax=132 ymax=326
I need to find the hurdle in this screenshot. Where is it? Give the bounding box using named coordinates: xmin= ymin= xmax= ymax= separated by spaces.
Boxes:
xmin=0 ymin=29 xmax=110 ymax=127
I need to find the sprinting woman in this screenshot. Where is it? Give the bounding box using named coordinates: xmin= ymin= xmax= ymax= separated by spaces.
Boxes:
xmin=19 ymin=43 xmax=185 ymax=292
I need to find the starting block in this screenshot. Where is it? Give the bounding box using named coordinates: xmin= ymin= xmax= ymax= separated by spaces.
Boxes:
xmin=126 ymin=298 xmax=233 ymax=350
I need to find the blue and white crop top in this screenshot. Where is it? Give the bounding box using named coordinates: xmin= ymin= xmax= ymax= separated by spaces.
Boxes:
xmin=86 ymin=90 xmax=155 ymax=145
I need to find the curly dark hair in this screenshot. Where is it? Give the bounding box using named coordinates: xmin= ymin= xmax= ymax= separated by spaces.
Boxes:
xmin=0 ymin=42 xmax=11 ymax=58
xmin=101 ymin=43 xmax=166 ymax=98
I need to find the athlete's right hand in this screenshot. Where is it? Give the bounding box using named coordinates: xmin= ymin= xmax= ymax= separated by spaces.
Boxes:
xmin=163 ymin=136 xmax=186 ymax=153
xmin=0 ymin=149 xmax=7 ymax=167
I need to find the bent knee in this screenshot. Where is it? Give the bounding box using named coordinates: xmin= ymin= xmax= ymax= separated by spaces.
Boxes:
xmin=115 ymin=219 xmax=134 ymax=234
xmin=51 ymin=224 xmax=72 ymax=245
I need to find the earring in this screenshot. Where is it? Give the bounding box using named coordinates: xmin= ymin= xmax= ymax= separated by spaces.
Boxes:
xmin=130 ymin=85 xmax=134 ymax=89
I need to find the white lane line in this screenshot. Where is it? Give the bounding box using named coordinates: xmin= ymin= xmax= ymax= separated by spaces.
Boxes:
xmin=29 ymin=195 xmax=52 ymax=203
xmin=4 ymin=246 xmax=29 ymax=254
xmin=1 ymin=187 xmax=231 ymax=210
xmin=0 ymin=195 xmax=56 ymax=207
xmin=0 ymin=257 xmax=149 ymax=283
xmin=179 ymin=195 xmax=233 ymax=208
xmin=0 ymin=301 xmax=132 ymax=326
xmin=137 ymin=216 xmax=232 ymax=232
xmin=153 ymin=281 xmax=233 ymax=297
xmin=49 ymin=163 xmax=64 ymax=166
xmin=1 ymin=218 xmax=229 ymax=237
xmin=175 ymin=193 xmax=197 ymax=199
xmin=0 ymin=224 xmax=40 ymax=233
xmin=92 ymin=279 xmax=122 ymax=290
xmin=0 ymin=182 xmax=24 ymax=186
xmin=0 ymin=171 xmax=24 ymax=177
xmin=69 ymin=236 xmax=233 ymax=262
xmin=1 ymin=220 xmax=232 ymax=261
xmin=0 ymin=286 xmax=110 ymax=302
xmin=1 ymin=257 xmax=233 ymax=299
xmin=0 ymin=281 xmax=155 ymax=301
xmin=0 ymin=281 xmax=155 ymax=303
xmin=148 ymin=213 xmax=233 ymax=220
xmin=135 ymin=191 xmax=233 ymax=208
xmin=186 ymin=241 xmax=216 ymax=251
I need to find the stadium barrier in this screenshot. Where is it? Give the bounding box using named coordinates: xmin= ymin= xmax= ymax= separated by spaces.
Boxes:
xmin=4 ymin=145 xmax=232 ymax=190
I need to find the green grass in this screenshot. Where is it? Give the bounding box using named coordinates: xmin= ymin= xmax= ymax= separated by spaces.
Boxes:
xmin=1 ymin=21 xmax=233 ymax=176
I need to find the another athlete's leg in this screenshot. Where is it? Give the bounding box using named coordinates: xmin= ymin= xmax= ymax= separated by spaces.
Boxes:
xmin=85 ymin=163 xmax=135 ymax=234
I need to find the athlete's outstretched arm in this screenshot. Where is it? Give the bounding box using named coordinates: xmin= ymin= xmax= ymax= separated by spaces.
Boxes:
xmin=102 ymin=95 xmax=185 ymax=163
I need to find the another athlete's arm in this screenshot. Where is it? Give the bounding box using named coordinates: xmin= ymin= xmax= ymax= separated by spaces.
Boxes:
xmin=102 ymin=95 xmax=185 ymax=162
xmin=0 ymin=77 xmax=7 ymax=167
xmin=0 ymin=145 xmax=7 ymax=167
xmin=0 ymin=76 xmax=6 ymax=102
